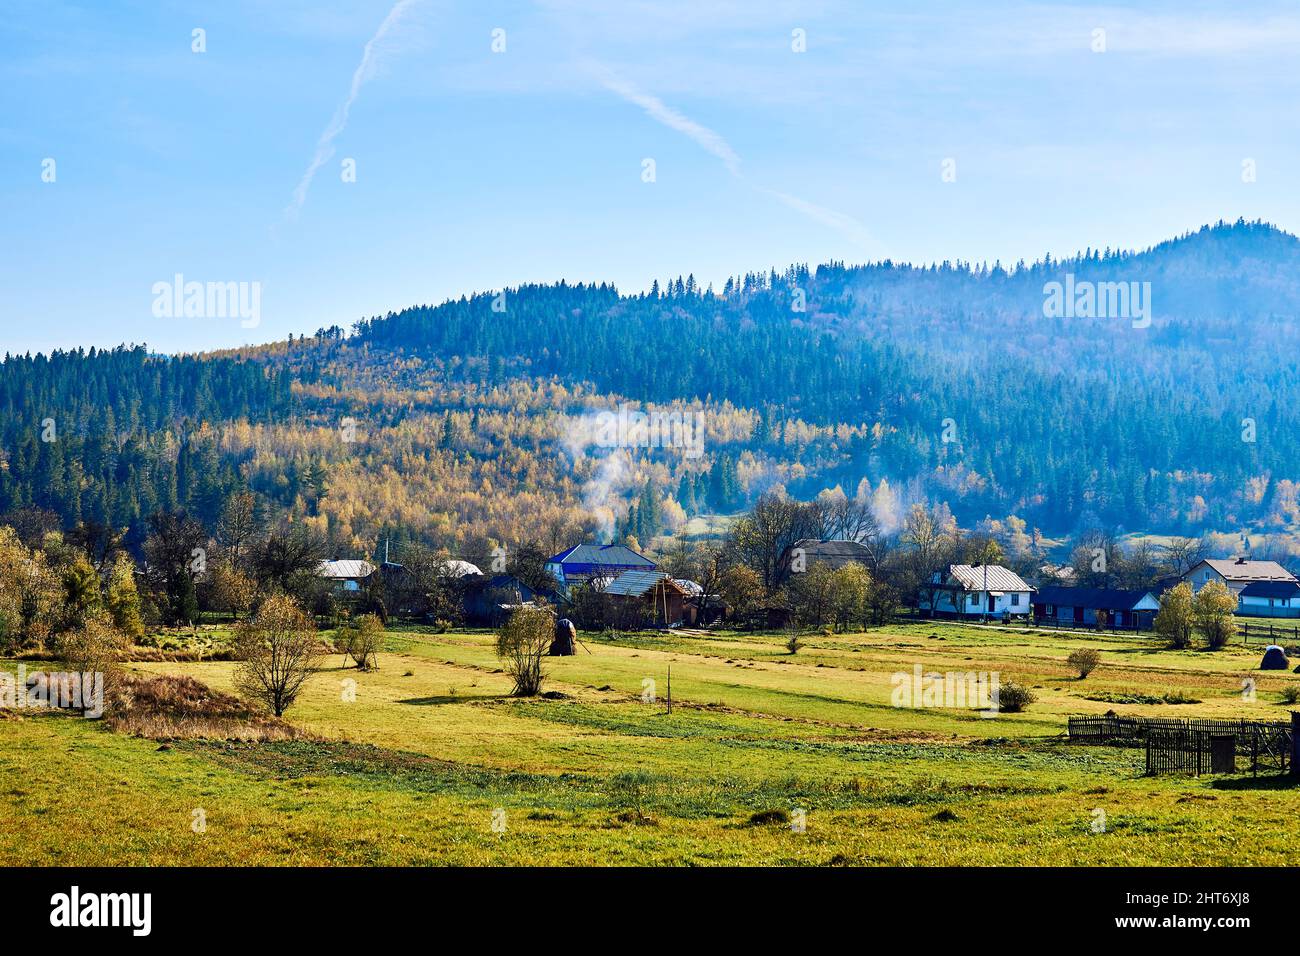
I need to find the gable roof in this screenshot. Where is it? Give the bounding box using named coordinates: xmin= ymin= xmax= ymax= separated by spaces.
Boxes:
xmin=787 ymin=539 xmax=873 ymax=569
xmin=547 ymin=543 xmax=656 ymax=570
xmin=602 ymin=569 xmax=687 ymax=598
xmin=944 ymin=564 xmax=1033 ymax=593
xmin=318 ymin=559 xmax=375 ymax=580
xmin=1240 ymin=580 xmax=1300 ymax=599
xmin=1192 ymin=559 xmax=1297 ymax=584
xmin=1034 ymin=586 xmax=1157 ymax=610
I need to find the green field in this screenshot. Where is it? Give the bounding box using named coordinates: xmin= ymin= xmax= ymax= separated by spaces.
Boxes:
xmin=3 ymin=621 xmax=1299 ymax=866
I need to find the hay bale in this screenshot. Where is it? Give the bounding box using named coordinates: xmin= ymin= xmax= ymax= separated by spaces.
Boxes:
xmin=549 ymin=618 xmax=578 ymax=656
xmin=1260 ymin=644 xmax=1290 ymax=670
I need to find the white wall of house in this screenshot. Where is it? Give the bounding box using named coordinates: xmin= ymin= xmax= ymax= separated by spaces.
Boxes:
xmin=925 ymin=588 xmax=1032 ymax=616
xmin=1239 ymin=594 xmax=1300 ymax=617
xmin=1183 ymin=564 xmax=1228 ymax=593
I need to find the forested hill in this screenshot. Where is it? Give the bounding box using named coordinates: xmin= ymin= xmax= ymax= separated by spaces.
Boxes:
xmin=350 ymin=219 xmax=1300 ymax=537
xmin=1 ymin=220 xmax=1298 ymax=559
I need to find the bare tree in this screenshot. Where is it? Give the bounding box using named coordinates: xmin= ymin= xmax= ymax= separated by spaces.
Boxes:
xmin=233 ymin=594 xmax=323 ymax=717
xmin=1161 ymin=536 xmax=1208 ymax=577
xmin=902 ymin=504 xmax=955 ymax=615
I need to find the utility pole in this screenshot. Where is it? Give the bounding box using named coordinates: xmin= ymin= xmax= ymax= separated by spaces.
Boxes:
xmin=667 ymin=665 xmax=672 ymax=715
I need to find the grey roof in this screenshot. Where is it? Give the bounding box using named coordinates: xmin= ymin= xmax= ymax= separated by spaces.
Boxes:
xmin=673 ymin=578 xmax=704 ymax=596
xmin=787 ymin=539 xmax=873 ymax=569
xmin=318 ymin=559 xmax=375 ymax=580
xmin=945 ymin=564 xmax=1033 ymax=593
xmin=602 ymin=570 xmax=686 ymax=598
xmin=1194 ymin=559 xmax=1297 ymax=584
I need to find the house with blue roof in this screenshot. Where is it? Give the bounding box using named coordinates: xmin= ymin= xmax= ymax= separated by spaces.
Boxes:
xmin=1238 ymin=580 xmax=1300 ymax=618
xmin=545 ymin=544 xmax=657 ymax=596
xmin=1031 ymin=585 xmax=1159 ymax=630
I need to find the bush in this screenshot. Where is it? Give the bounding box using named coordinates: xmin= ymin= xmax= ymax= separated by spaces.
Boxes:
xmin=495 ymin=605 xmax=555 ymax=696
xmin=1282 ymin=686 xmax=1300 ymax=705
xmin=995 ymin=680 xmax=1036 ymax=712
xmin=785 ymin=627 xmax=804 ymax=655
xmin=338 ymin=613 xmax=383 ymax=671
xmin=1067 ymin=648 xmax=1101 ymax=679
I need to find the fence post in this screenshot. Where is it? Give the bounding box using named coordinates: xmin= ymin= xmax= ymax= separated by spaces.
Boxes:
xmin=1292 ymin=712 xmax=1300 ymax=779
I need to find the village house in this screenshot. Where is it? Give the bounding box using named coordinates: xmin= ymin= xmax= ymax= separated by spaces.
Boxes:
xmin=463 ymin=573 xmax=564 ymax=625
xmin=1032 ymin=586 xmax=1160 ymax=630
xmin=545 ymin=543 xmax=658 ymax=596
xmin=780 ymin=538 xmax=875 ymax=577
xmin=600 ymin=570 xmax=690 ymax=626
xmin=1181 ymin=558 xmax=1297 ymax=597
xmin=1237 ymin=580 xmax=1300 ymax=618
xmin=922 ymin=564 xmax=1034 ymax=618
xmin=316 ymin=558 xmax=375 ymax=593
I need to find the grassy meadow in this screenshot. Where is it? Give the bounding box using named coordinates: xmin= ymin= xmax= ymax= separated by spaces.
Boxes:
xmin=3 ymin=620 xmax=1300 ymax=866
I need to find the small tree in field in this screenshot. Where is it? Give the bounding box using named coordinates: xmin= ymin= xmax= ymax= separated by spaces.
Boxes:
xmin=345 ymin=613 xmax=384 ymax=671
xmin=496 ymin=605 xmax=554 ymax=696
xmin=233 ymin=594 xmax=322 ymax=717
xmin=1067 ymin=647 xmax=1101 ymax=679
xmin=1155 ymin=582 xmax=1194 ymax=649
xmin=1193 ymin=579 xmax=1238 ymax=649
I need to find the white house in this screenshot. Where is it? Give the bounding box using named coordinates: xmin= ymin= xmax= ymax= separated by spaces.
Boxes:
xmin=1238 ymin=580 xmax=1300 ymax=618
xmin=922 ymin=564 xmax=1035 ymax=618
xmin=1181 ymin=558 xmax=1297 ymax=597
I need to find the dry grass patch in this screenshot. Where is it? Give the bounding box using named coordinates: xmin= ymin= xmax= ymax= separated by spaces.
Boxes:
xmin=106 ymin=674 xmax=306 ymax=741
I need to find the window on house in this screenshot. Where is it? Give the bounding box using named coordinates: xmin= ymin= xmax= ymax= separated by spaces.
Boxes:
xmin=969 ymin=594 xmax=979 ymax=607
xmin=1011 ymin=593 xmax=1020 ymax=606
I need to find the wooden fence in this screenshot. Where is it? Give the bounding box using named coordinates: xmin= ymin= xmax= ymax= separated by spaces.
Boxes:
xmin=1240 ymin=622 xmax=1300 ymax=647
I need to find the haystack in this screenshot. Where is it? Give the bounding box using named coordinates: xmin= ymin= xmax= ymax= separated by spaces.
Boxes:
xmin=1260 ymin=644 xmax=1290 ymax=670
xmin=550 ymin=618 xmax=578 ymax=656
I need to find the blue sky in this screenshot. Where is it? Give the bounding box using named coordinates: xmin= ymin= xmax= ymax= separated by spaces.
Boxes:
xmin=3 ymin=0 xmax=1299 ymax=355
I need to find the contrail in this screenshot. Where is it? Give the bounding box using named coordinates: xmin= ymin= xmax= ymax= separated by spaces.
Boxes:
xmin=586 ymin=61 xmax=883 ymax=255
xmin=285 ymin=0 xmax=422 ymax=221
xmin=588 ymin=63 xmax=741 ymax=175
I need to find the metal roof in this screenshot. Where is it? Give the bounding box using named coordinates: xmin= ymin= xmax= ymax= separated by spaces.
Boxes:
xmin=317 ymin=559 xmax=375 ymax=580
xmin=944 ymin=564 xmax=1033 ymax=593
xmin=602 ymin=570 xmax=687 ymax=597
xmin=546 ymin=543 xmax=656 ymax=570
xmin=1197 ymin=559 xmax=1297 ymax=583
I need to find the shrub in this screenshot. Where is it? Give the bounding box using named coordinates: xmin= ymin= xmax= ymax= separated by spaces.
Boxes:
xmin=1067 ymin=648 xmax=1101 ymax=679
xmin=785 ymin=627 xmax=804 ymax=655
xmin=495 ymin=605 xmax=555 ymax=696
xmin=1282 ymin=686 xmax=1300 ymax=705
xmin=1192 ymin=580 xmax=1238 ymax=650
xmin=344 ymin=614 xmax=384 ymax=671
xmin=995 ymin=680 xmax=1036 ymax=712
